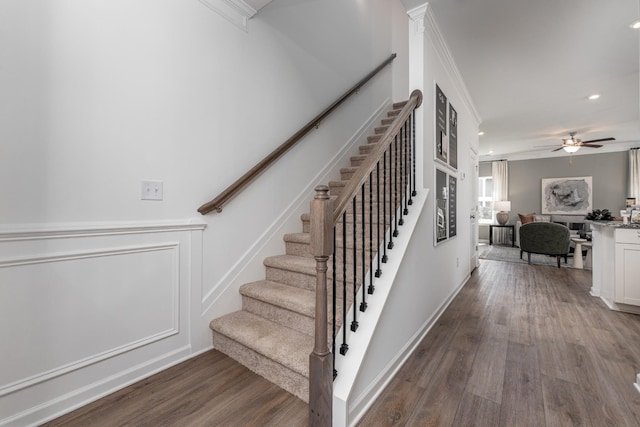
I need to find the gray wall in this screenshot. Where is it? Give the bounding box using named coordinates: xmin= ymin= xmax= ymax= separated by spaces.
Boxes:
xmin=478 ymin=151 xmax=628 ymax=240
xmin=509 ymin=151 xmax=627 ymax=221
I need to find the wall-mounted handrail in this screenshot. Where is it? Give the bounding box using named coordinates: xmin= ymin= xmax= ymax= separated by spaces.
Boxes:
xmin=198 ymin=53 xmax=397 ymax=215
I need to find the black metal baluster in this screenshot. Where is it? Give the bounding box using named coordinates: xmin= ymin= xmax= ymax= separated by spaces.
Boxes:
xmin=360 ymin=185 xmax=368 ymax=310
xmin=411 ymin=110 xmax=417 ymax=198
xmin=387 ymin=140 xmax=398 ymax=249
xmin=340 ymin=211 xmax=348 ymax=355
xmin=375 ymin=161 xmax=382 ymax=276
xmin=403 ymin=119 xmax=409 ymax=216
xmin=393 ymin=135 xmax=399 ymax=238
xmin=332 ymin=228 xmax=337 ymax=379
xmin=369 ymin=172 xmax=376 ymax=292
xmin=382 ymin=151 xmax=389 ymax=260
xmin=351 ymin=197 xmax=358 ymax=332
xmin=399 ymin=124 xmax=405 ymax=226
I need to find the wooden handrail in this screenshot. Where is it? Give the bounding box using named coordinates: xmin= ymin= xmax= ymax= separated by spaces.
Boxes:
xmin=308 ymin=90 xmax=422 ymax=425
xmin=332 ymin=89 xmax=423 ymax=224
xmin=198 ymin=53 xmax=397 ymax=214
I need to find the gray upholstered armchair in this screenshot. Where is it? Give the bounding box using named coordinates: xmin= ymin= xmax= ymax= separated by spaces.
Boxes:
xmin=519 ymin=222 xmax=571 ymax=268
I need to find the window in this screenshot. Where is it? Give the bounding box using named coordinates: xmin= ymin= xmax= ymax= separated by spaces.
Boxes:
xmin=478 ymin=176 xmax=493 ymax=224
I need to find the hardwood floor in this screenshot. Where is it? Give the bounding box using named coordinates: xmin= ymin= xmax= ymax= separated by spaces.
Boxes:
xmin=41 ymin=351 xmax=308 ymax=427
xmin=44 ymin=259 xmax=640 ymax=426
xmin=358 ymin=259 xmax=640 ymax=426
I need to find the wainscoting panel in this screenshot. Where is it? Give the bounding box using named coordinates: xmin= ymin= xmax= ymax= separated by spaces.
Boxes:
xmin=0 ymin=221 xmax=206 ymax=426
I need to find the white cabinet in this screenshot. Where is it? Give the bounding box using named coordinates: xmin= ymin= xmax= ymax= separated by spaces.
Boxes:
xmin=590 ymin=224 xmax=640 ymax=314
xmin=615 ymin=229 xmax=640 ymax=306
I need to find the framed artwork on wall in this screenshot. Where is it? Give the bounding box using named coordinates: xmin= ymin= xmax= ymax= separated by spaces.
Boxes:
xmin=448 ymin=104 xmax=458 ymax=170
xmin=435 ymin=167 xmax=448 ymax=245
xmin=435 ymin=83 xmax=448 ymax=165
xmin=541 ymin=176 xmax=592 ymax=215
xmin=448 ymin=174 xmax=457 ymax=238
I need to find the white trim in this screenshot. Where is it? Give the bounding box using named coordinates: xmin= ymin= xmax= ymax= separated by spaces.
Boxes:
xmin=0 ymin=219 xmax=206 ymax=242
xmin=4 ymin=345 xmax=201 ymax=427
xmin=424 ymin=7 xmax=482 ymax=126
xmin=0 ymin=243 xmax=181 ymax=397
xmin=348 ymin=270 xmax=469 ymax=426
xmin=332 ymin=189 xmax=429 ymax=426
xmin=407 ymin=4 xmax=427 ymax=35
xmin=198 ymin=0 xmax=257 ymax=31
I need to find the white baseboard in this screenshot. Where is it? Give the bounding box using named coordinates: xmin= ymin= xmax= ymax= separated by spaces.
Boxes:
xmin=346 ymin=267 xmax=469 ymax=426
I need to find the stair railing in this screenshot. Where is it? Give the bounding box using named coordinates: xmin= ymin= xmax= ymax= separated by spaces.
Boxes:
xmin=309 ymin=90 xmax=423 ymax=426
xmin=197 ymin=53 xmax=396 ymax=215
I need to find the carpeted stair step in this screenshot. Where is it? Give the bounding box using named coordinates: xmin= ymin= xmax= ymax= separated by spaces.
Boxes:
xmin=350 ymin=154 xmax=368 ymax=167
xmin=240 ymin=280 xmax=347 ymax=337
xmin=301 ymin=210 xmax=400 ymax=233
xmin=210 ymin=310 xmax=312 ymax=402
xmin=374 ymin=125 xmax=389 ymax=134
xmin=240 ymin=280 xmax=316 ymax=336
xmin=264 ymin=254 xmax=365 ymax=289
xmin=284 ymin=232 xmax=312 ymax=258
xmin=284 ymin=229 xmax=383 ymax=268
xmin=264 ymin=255 xmax=316 ymax=290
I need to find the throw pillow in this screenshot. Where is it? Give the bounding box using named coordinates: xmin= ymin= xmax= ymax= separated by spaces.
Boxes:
xmin=518 ymin=213 xmax=536 ymax=224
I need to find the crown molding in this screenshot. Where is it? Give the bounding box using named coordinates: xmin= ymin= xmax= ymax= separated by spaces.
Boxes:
xmin=199 ymin=0 xmax=259 ymax=31
xmin=407 ymin=4 xmax=428 ymax=35
xmin=424 ymin=6 xmax=482 ymax=126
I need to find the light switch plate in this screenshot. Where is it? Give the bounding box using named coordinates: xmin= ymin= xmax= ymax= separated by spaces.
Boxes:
xmin=141 ymin=180 xmax=163 ymax=200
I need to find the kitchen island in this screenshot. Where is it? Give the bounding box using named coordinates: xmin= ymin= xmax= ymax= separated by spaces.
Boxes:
xmin=590 ymin=221 xmax=640 ymax=314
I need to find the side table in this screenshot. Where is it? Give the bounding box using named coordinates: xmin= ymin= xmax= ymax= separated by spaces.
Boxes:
xmin=489 ymin=224 xmax=515 ymax=247
xmin=571 ymin=238 xmax=587 ymax=269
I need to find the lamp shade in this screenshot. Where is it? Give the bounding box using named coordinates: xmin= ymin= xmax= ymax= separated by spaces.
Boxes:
xmin=494 ymin=201 xmax=511 ymax=212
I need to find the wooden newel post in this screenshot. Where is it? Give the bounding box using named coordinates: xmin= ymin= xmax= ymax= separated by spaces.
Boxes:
xmin=309 ymin=185 xmax=334 ymax=426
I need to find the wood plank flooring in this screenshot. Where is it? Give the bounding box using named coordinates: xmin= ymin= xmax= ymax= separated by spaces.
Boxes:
xmin=358 ymin=259 xmax=640 ymax=426
xmin=44 ymin=258 xmax=640 ymax=426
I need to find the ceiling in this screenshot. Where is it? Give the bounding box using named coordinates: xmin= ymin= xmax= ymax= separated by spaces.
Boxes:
xmin=407 ymin=0 xmax=640 ymax=162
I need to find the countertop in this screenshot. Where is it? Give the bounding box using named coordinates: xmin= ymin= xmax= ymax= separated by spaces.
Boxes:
xmin=588 ymin=220 xmax=640 ymax=229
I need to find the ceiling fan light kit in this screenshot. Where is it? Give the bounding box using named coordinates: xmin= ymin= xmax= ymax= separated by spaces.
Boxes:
xmin=552 ymin=131 xmax=615 ymax=154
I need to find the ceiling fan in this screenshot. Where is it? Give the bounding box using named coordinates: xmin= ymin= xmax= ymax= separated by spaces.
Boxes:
xmin=552 ymin=132 xmax=615 ymax=153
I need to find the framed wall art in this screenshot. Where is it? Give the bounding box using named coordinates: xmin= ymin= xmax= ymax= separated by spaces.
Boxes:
xmin=541 ymin=176 xmax=592 ymax=215
xmin=435 ymin=83 xmax=448 ymax=165
xmin=435 ymin=167 xmax=457 ymax=245
xmin=448 ymin=104 xmax=458 ymax=170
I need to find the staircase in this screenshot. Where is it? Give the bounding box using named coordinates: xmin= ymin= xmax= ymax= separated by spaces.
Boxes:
xmin=209 ymin=101 xmax=408 ymax=403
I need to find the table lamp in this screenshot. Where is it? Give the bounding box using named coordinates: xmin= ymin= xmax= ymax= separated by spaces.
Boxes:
xmin=494 ymin=201 xmax=511 ymax=225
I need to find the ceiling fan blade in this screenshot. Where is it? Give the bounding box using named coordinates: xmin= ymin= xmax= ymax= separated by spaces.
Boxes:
xmin=581 ymin=143 xmax=603 ymax=148
xmin=580 ymin=137 xmax=615 ymax=144
xmin=552 ymin=146 xmax=565 ymax=152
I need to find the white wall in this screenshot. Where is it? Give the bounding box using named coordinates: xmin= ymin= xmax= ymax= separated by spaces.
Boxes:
xmin=337 ymin=4 xmax=481 ymax=424
xmin=0 ymin=0 xmax=402 ymax=424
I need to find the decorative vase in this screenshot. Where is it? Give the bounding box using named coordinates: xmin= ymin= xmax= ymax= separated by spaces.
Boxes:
xmin=496 ymin=211 xmax=509 ymax=225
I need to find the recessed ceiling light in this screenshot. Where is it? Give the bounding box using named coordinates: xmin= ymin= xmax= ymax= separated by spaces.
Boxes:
xmin=488 ymin=150 xmax=493 ymax=154
xmin=588 ymin=94 xmax=600 ymax=100
xmin=630 ymin=19 xmax=640 ymax=29
xmin=478 ymin=131 xmax=485 ymax=136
